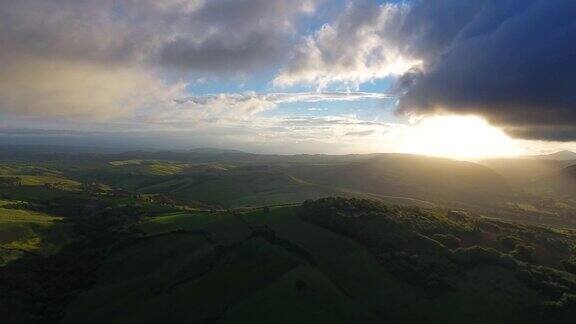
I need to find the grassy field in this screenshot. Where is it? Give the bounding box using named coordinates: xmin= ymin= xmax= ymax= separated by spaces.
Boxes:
xmin=108 ymin=160 xmax=188 ymax=175
xmin=0 ymin=163 xmax=81 ymax=190
xmin=0 ymin=200 xmax=70 ymax=265
xmin=63 ymin=208 xmax=384 ymax=323
xmin=61 ymin=203 xmax=564 ymax=323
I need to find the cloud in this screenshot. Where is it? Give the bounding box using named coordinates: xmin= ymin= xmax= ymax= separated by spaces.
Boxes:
xmin=0 ymin=0 xmax=323 ymax=118
xmin=146 ymin=92 xmax=276 ymax=126
xmin=0 ymin=0 xmax=320 ymax=72
xmin=277 ymin=0 xmax=576 ymax=141
xmin=0 ymin=128 xmax=87 ymax=136
xmin=275 ymin=1 xmax=422 ymax=88
xmin=345 ymin=130 xmax=376 ymax=136
xmin=395 ymin=0 xmax=576 ymax=141
xmin=249 ymin=115 xmax=404 ymax=153
xmin=0 ymin=114 xmax=405 ymax=154
xmin=145 ymin=91 xmax=390 ymax=126
xmin=278 ymin=116 xmax=389 ymax=128
xmin=156 ymin=0 xmax=321 ymax=74
xmin=266 ymin=91 xmax=392 ymax=103
xmin=0 ymin=58 xmax=184 ymax=119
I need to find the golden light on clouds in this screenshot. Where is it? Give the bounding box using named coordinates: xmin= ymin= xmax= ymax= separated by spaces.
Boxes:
xmin=402 ymin=115 xmax=521 ymax=160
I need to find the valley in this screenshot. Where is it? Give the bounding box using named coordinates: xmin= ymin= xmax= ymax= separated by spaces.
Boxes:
xmin=0 ymin=147 xmax=576 ymax=322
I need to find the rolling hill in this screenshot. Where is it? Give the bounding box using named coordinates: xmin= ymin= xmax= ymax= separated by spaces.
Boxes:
xmin=70 ymin=153 xmax=509 ymax=209
xmin=523 ymin=150 xmax=576 ymax=161
xmin=286 ymin=154 xmax=509 ymax=205
xmin=1 ymin=145 xmax=576 ymax=322
xmin=531 ymin=164 xmax=576 ymax=195
xmin=481 ymin=158 xmax=575 ymax=184
xmin=54 ymin=199 xmax=576 ymax=323
xmin=0 ymin=199 xmax=71 ymax=266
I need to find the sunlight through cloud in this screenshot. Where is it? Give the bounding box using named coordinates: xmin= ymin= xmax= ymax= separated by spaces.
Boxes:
xmin=402 ymin=115 xmax=521 ymax=160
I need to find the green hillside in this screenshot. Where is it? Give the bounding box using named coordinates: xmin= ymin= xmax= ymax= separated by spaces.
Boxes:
xmin=527 ymin=165 xmax=576 ymax=200
xmin=68 ymin=154 xmax=510 ymax=209
xmin=58 ymin=199 xmax=576 ymax=323
xmin=0 ymin=163 xmax=81 ymax=190
xmin=481 ymin=158 xmax=575 ymax=185
xmin=286 ymin=155 xmax=510 ymax=204
xmin=0 ymin=200 xmax=70 ymax=266
xmin=2 ymin=151 xmax=576 ymax=323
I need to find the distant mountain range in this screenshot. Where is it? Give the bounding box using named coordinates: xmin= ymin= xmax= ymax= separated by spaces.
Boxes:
xmin=187 ymin=147 xmax=247 ymax=155
xmin=522 ymin=150 xmax=576 ymax=160
xmin=481 ymin=151 xmax=576 ymax=184
xmin=481 ymin=150 xmax=576 ymax=197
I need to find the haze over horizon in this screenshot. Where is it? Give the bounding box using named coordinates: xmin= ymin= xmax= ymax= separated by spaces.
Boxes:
xmin=1 ymin=0 xmax=575 ymax=158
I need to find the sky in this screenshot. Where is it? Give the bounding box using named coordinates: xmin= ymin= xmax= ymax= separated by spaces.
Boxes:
xmin=0 ymin=0 xmax=575 ymax=159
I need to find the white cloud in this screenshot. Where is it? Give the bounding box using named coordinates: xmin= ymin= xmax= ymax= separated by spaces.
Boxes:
xmin=275 ymin=2 xmax=421 ymax=88
xmin=143 ymin=92 xmax=276 ymax=126
xmin=265 ymin=91 xmax=392 ymax=103
xmin=138 ymin=90 xmax=390 ymax=127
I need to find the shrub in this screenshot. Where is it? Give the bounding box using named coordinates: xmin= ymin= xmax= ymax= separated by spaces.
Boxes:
xmin=543 ymin=293 xmax=576 ymax=323
xmin=450 ymin=246 xmax=518 ymax=269
xmin=561 ymin=258 xmax=576 ymax=275
xmin=433 ymin=234 xmax=462 ymax=249
xmin=379 ymin=251 xmax=455 ymax=293
xmin=295 ymin=280 xmax=307 ymax=292
xmin=512 ymin=244 xmax=534 ymax=262
xmin=497 ymin=235 xmax=521 ymax=250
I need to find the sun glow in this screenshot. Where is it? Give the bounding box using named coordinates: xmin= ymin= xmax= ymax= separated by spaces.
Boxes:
xmin=402 ymin=115 xmax=520 ymax=160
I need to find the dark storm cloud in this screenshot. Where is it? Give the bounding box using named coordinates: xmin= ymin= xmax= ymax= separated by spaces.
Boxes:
xmin=396 ymin=0 xmax=576 ymax=141
xmin=280 ymin=0 xmax=576 ymax=141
